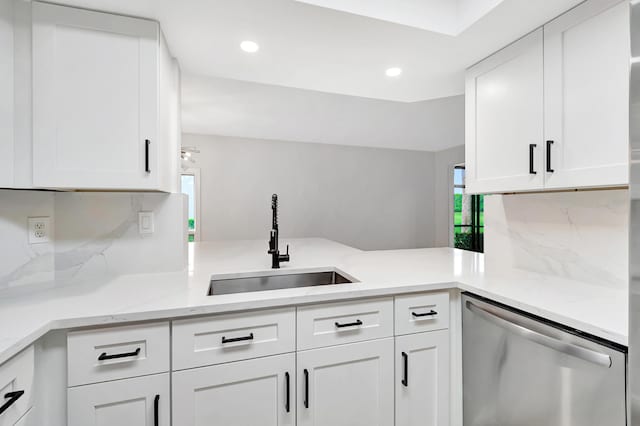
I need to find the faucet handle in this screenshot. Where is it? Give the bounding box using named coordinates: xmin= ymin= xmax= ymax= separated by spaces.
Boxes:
xmin=286 ymin=244 xmax=289 ymax=255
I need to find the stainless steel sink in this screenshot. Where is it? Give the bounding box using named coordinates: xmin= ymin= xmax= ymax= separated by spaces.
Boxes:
xmin=208 ymin=270 xmax=356 ymax=295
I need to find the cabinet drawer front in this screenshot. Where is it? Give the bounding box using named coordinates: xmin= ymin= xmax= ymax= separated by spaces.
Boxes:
xmin=68 ymin=373 xmax=169 ymax=426
xmin=67 ymin=322 xmax=169 ymax=387
xmin=172 ymin=308 xmax=296 ymax=370
xmin=0 ymin=346 xmax=34 ymax=426
xmin=297 ymin=298 xmax=393 ymax=350
xmin=395 ymin=292 xmax=449 ymax=335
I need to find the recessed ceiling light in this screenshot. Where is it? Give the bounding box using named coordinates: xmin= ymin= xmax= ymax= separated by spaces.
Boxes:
xmin=385 ymin=67 xmax=402 ymax=77
xmin=240 ymin=40 xmax=260 ymax=53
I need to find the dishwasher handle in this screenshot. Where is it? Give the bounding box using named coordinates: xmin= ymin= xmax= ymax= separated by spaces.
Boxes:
xmin=465 ymin=300 xmax=612 ymax=368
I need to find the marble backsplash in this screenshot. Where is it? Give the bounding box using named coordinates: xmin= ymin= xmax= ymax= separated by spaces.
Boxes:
xmin=0 ymin=190 xmax=187 ymax=293
xmin=484 ymin=189 xmax=629 ymax=289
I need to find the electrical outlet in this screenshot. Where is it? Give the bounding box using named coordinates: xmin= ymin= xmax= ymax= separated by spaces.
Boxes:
xmin=28 ymin=217 xmax=51 ymax=244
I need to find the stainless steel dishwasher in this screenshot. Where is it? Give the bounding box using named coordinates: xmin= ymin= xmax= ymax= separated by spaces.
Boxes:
xmin=462 ymin=293 xmax=627 ymax=425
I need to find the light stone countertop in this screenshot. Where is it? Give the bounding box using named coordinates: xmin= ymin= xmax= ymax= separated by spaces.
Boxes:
xmin=0 ymin=238 xmax=628 ymax=365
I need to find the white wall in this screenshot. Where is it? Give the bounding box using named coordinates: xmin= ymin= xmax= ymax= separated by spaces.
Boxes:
xmin=185 ymin=133 xmax=440 ymax=250
xmin=182 ymin=75 xmax=465 ymax=152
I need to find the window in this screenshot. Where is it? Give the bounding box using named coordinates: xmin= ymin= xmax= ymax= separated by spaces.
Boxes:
xmin=181 ymin=169 xmax=200 ymax=242
xmin=453 ymin=165 xmax=484 ymax=252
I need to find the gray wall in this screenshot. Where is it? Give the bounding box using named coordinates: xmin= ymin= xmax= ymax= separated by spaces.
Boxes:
xmin=185 ymin=133 xmax=445 ymax=250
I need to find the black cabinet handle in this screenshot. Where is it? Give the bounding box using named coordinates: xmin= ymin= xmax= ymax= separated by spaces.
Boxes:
xmin=334 ymin=319 xmax=363 ymax=328
xmin=412 ymin=310 xmax=437 ymax=318
xmin=98 ymin=347 xmax=141 ymax=361
xmin=285 ymin=372 xmax=290 ymax=413
xmin=546 ymin=140 xmax=554 ymax=173
xmin=0 ymin=390 xmax=24 ymax=416
xmin=221 ymin=332 xmax=254 ymax=344
xmin=401 ymin=352 xmax=408 ymax=387
xmin=529 ymin=143 xmax=537 ymax=174
xmin=145 ymin=139 xmax=151 ymax=173
xmin=303 ymin=369 xmax=309 ymax=409
xmin=153 ymin=394 xmax=159 ymax=426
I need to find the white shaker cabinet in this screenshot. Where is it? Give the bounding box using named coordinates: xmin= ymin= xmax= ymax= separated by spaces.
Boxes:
xmin=465 ymin=0 xmax=629 ymax=194
xmin=67 ymin=373 xmax=170 ymax=426
xmin=13 ymin=408 xmax=33 ymax=426
xmin=395 ymin=331 xmax=450 ymax=426
xmin=172 ymin=353 xmax=295 ymax=426
xmin=296 ymin=338 xmax=394 ymax=426
xmin=465 ymin=28 xmax=544 ymax=194
xmin=0 ymin=0 xmax=13 ymax=188
xmin=31 ymin=1 xmax=179 ymax=191
xmin=543 ymin=0 xmax=629 ymax=189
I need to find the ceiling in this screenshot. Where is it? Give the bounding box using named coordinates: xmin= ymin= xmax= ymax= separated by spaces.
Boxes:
xmin=52 ymin=0 xmax=582 ymax=102
xmin=294 ymin=0 xmax=506 ymax=36
xmin=182 ymin=74 xmax=464 ymax=151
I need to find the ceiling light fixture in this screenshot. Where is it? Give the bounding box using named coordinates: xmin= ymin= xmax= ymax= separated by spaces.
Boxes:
xmin=240 ymin=40 xmax=260 ymax=53
xmin=385 ymin=67 xmax=402 ymax=77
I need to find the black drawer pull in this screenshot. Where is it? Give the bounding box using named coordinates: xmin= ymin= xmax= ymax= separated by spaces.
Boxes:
xmin=412 ymin=310 xmax=437 ymax=318
xmin=285 ymin=372 xmax=290 ymax=413
xmin=546 ymin=140 xmax=554 ymax=173
xmin=145 ymin=139 xmax=151 ymax=173
xmin=303 ymin=369 xmax=309 ymax=408
xmin=334 ymin=319 xmax=363 ymax=328
xmin=98 ymin=347 xmax=141 ymax=361
xmin=401 ymin=352 xmax=408 ymax=387
xmin=221 ymin=333 xmax=254 ymax=344
xmin=529 ymin=143 xmax=537 ymax=175
xmin=153 ymin=394 xmax=159 ymax=426
xmin=0 ymin=390 xmax=25 ymax=416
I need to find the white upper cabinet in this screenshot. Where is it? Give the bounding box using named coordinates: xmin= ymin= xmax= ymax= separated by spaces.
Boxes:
xmin=465 ymin=29 xmax=544 ymax=194
xmin=0 ymin=0 xmax=14 ymax=188
xmin=31 ymin=1 xmax=178 ymax=191
xmin=466 ymin=0 xmax=630 ymax=194
xmin=544 ymin=0 xmax=629 ymax=189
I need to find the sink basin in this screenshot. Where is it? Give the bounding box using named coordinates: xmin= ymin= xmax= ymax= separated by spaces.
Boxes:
xmin=208 ymin=269 xmax=356 ymax=295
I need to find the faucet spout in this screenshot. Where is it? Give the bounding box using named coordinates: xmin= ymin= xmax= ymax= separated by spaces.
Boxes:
xmin=268 ymin=194 xmax=290 ymax=269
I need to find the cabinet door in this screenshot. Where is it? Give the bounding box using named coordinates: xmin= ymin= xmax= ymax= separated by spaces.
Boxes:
xmin=0 ymin=0 xmax=13 ymax=187
xmin=67 ymin=373 xmax=169 ymax=426
xmin=297 ymin=338 xmax=394 ymax=426
xmin=13 ymin=408 xmax=33 ymax=426
xmin=32 ymin=2 xmax=159 ymax=190
xmin=465 ymin=29 xmax=544 ymax=194
xmin=396 ymin=331 xmax=450 ymax=426
xmin=544 ymin=0 xmax=629 ymax=189
xmin=172 ymin=353 xmax=295 ymax=426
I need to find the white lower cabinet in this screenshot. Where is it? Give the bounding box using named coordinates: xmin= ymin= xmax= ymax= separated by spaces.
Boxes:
xmin=13 ymin=408 xmax=33 ymax=426
xmin=172 ymin=353 xmax=296 ymax=426
xmin=67 ymin=373 xmax=169 ymax=426
xmin=60 ymin=292 xmax=451 ymax=426
xmin=297 ymin=338 xmax=394 ymax=426
xmin=395 ymin=331 xmax=450 ymax=426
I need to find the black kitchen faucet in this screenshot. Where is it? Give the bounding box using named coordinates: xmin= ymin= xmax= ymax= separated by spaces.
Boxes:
xmin=268 ymin=194 xmax=290 ymax=269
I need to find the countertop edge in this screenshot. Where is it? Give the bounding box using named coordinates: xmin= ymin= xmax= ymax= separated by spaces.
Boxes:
xmin=0 ymin=278 xmax=627 ymax=365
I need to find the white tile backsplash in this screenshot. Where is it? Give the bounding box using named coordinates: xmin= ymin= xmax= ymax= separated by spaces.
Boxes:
xmin=0 ymin=190 xmax=55 ymax=289
xmin=484 ymin=189 xmax=628 ymax=289
xmin=0 ymin=189 xmax=187 ymax=293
